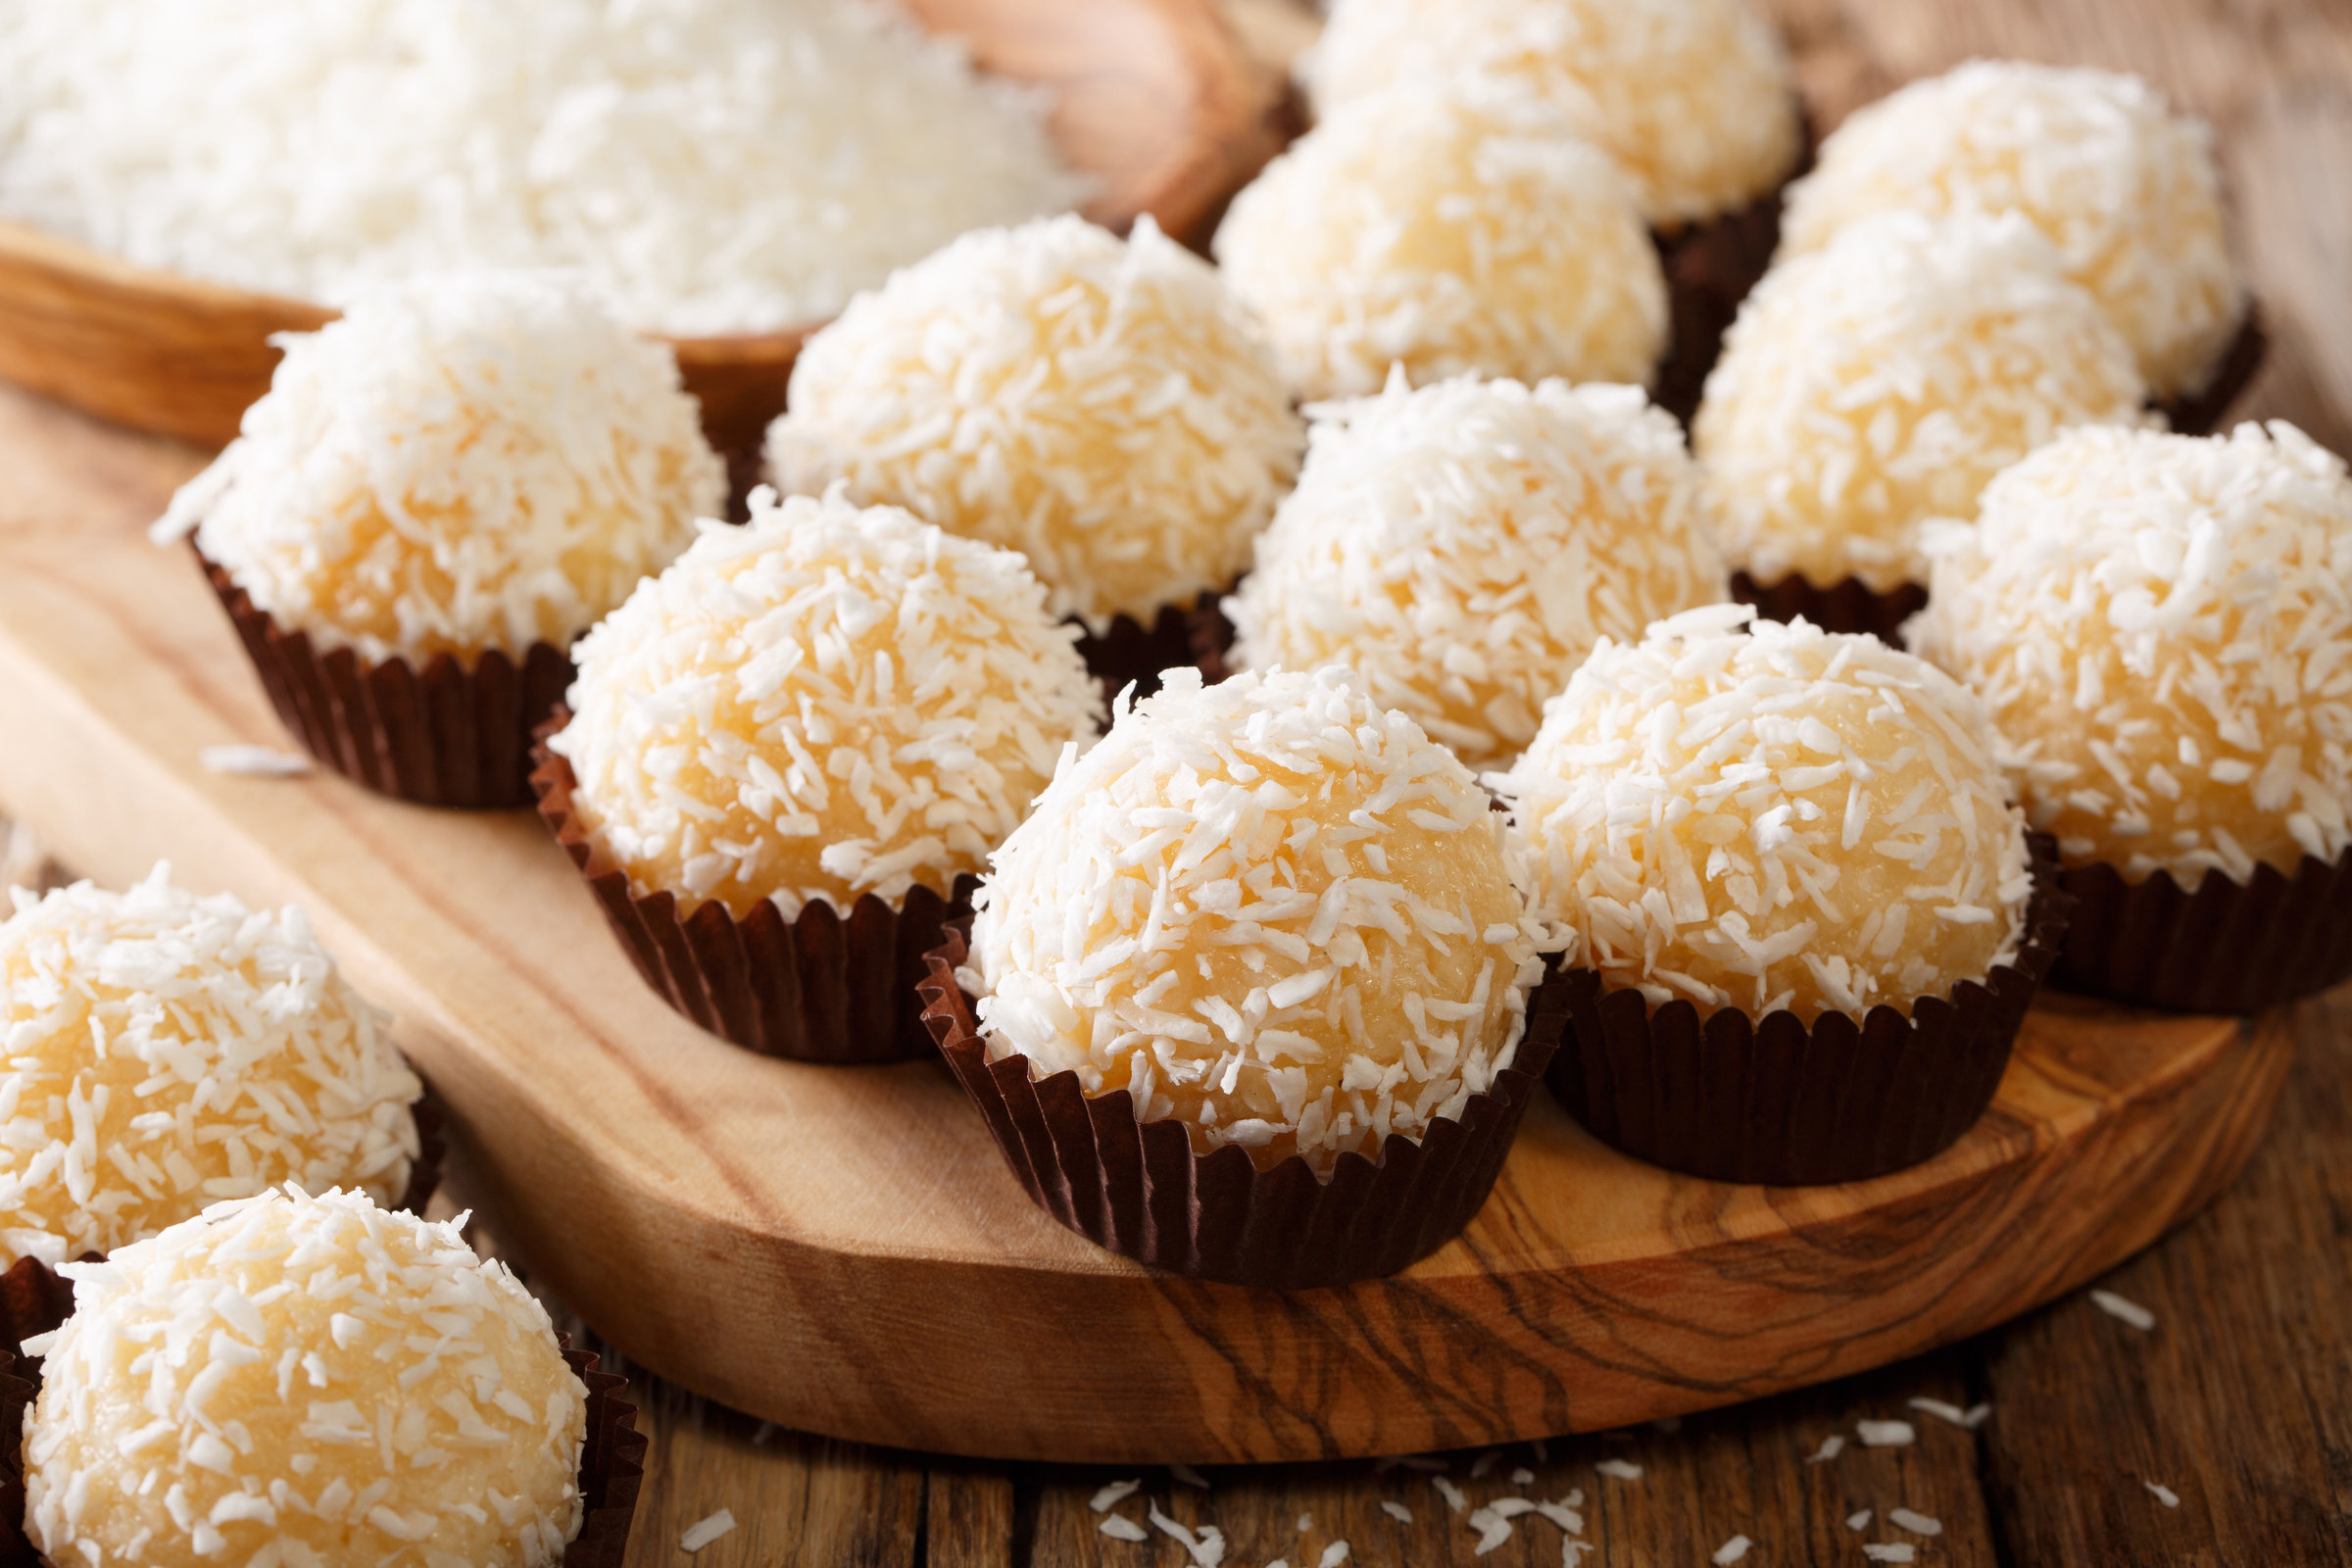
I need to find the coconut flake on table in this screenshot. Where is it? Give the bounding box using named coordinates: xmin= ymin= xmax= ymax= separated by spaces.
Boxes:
xmin=1092 ymin=1480 xmax=1144 ymax=1512
xmin=0 ymin=0 xmax=1086 ymax=336
xmin=1863 ymin=1546 xmax=1917 ymax=1564
xmin=199 ymin=744 xmax=314 ymax=777
xmin=1858 ymin=1420 xmax=1918 ymax=1447
xmin=1712 ymin=1536 xmax=1753 ymax=1565
xmin=1803 ymin=1435 xmax=1846 ymax=1463
xmin=2147 ymin=1481 xmax=2182 ymax=1507
xmin=2090 ymin=1288 xmax=2159 ymax=1331
xmin=1847 ymin=1510 xmax=1874 ymax=1531
xmin=1889 ymin=1508 xmax=1943 ymax=1537
xmin=1320 ymin=1544 xmax=1351 ymax=1568
xmin=1099 ymin=1513 xmax=1149 ymax=1543
xmin=1907 ymin=1397 xmax=1992 ymax=1430
xmin=1434 ymin=1477 xmax=1471 ymax=1513
xmin=1594 ymin=1459 xmax=1644 ymax=1481
xmin=681 ymin=1510 xmax=739 ymax=1552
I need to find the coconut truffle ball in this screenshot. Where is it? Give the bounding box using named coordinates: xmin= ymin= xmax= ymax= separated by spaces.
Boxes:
xmin=1500 ymin=605 xmax=2034 ymax=1021
xmin=967 ymin=666 xmax=1548 ymax=1172
xmin=1910 ymin=422 xmax=2352 ymax=887
xmin=1212 ymin=81 xmax=1667 ymax=402
xmin=0 ymin=866 xmax=420 ymax=1267
xmin=1227 ymin=374 xmax=1725 ymax=768
xmin=1303 ymin=0 xmax=1800 ymax=227
xmin=1780 ymin=61 xmax=2245 ymax=401
xmin=764 ymin=216 xmax=1303 ymax=635
xmin=155 ymin=271 xmax=723 ymax=664
xmin=553 ymin=488 xmax=1103 ymax=921
xmin=24 ymin=1187 xmax=586 ymax=1568
xmin=1694 ymin=211 xmax=2146 ymax=594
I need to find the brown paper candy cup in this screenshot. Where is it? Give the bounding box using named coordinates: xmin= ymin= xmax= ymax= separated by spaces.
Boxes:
xmin=532 ymin=719 xmax=967 ymax=1062
xmin=2054 ymin=849 xmax=2352 ymax=1013
xmin=1075 ymin=590 xmax=1236 ymax=702
xmin=0 ymin=1351 xmax=34 ymax=1568
xmin=1733 ymin=570 xmax=1929 ymax=643
xmin=562 ymin=1335 xmax=648 ymax=1568
xmin=0 ymin=1086 xmax=449 ymax=1359
xmin=198 ymin=549 xmax=572 ymax=809
xmin=1548 ymin=848 xmax=2070 ymax=1186
xmin=918 ymin=929 xmax=1567 ymax=1289
xmin=2157 ymin=306 xmax=2269 ymax=438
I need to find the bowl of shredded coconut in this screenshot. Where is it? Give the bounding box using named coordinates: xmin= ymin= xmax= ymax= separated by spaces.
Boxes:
xmin=0 ymin=0 xmax=1289 ymax=448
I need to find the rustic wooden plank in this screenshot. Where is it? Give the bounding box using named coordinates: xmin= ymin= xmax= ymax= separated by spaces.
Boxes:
xmin=923 ymin=1465 xmax=1018 ymax=1568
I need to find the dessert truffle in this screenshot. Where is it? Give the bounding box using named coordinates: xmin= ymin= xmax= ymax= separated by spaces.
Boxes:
xmin=24 ymin=1186 xmax=585 ymax=1568
xmin=155 ymin=271 xmax=723 ymax=664
xmin=1909 ymin=422 xmax=2352 ymax=885
xmin=1694 ymin=211 xmax=2146 ymax=597
xmin=1779 ymin=61 xmax=2245 ymax=402
xmin=0 ymin=865 xmax=420 ymax=1265
xmin=965 ymin=665 xmax=1548 ymax=1172
xmin=1212 ymin=81 xmax=1667 ymax=402
xmin=552 ymin=487 xmax=1102 ymax=921
xmin=1227 ymin=373 xmax=1725 ymax=768
xmin=1499 ymin=605 xmax=2034 ymax=1021
xmin=1302 ymin=0 xmax=1801 ymax=227
xmin=765 ymin=216 xmax=1304 ymax=637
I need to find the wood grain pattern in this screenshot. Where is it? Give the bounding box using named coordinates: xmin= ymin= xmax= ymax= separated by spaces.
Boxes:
xmin=0 ymin=377 xmax=2291 ymax=1467
xmin=0 ymin=0 xmax=1288 ymax=452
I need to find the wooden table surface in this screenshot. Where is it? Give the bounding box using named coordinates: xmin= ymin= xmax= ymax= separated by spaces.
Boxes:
xmin=6 ymin=0 xmax=2351 ymax=1563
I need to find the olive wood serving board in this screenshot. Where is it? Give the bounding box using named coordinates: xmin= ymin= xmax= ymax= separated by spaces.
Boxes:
xmin=0 ymin=388 xmax=2291 ymax=1464
xmin=0 ymin=0 xmax=1291 ymax=454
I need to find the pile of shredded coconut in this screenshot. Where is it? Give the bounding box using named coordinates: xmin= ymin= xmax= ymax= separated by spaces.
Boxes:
xmin=0 ymin=864 xmax=420 ymax=1266
xmin=154 ymin=271 xmax=723 ymax=664
xmin=1301 ymin=0 xmax=1801 ymax=226
xmin=966 ymin=666 xmax=1551 ymax=1172
xmin=767 ymin=216 xmax=1304 ymax=635
xmin=1213 ymin=79 xmax=1666 ymax=402
xmin=1228 ymin=373 xmax=1726 ymax=769
xmin=1694 ymin=211 xmax=2147 ymax=594
xmin=0 ymin=0 xmax=1087 ymax=335
xmin=24 ymin=1186 xmax=584 ymax=1568
xmin=554 ymin=487 xmax=1103 ymax=920
xmin=1779 ymin=60 xmax=2245 ymax=400
xmin=1498 ymin=605 xmax=2033 ymax=1021
xmin=1910 ymin=422 xmax=2352 ymax=886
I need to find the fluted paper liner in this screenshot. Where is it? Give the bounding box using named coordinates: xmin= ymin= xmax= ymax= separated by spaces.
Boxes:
xmin=2055 ymin=849 xmax=2352 ymax=1013
xmin=533 ymin=718 xmax=966 ymax=1062
xmin=1075 ymin=590 xmax=1235 ymax=702
xmin=2159 ymin=307 xmax=2268 ymax=438
xmin=0 ymin=1331 xmax=636 ymax=1568
xmin=1548 ymin=846 xmax=2070 ymax=1186
xmin=919 ymin=929 xmax=1567 ymax=1289
xmin=199 ymin=549 xmax=571 ymax=809
xmin=1733 ymin=571 xmax=1929 ymax=643
xmin=0 ymin=1089 xmax=448 ymax=1359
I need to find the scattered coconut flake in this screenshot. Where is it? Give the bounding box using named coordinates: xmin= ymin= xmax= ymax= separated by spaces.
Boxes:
xmin=1433 ymin=1477 xmax=1470 ymax=1514
xmin=1804 ymin=1435 xmax=1846 ymax=1464
xmin=1298 ymin=1513 xmax=1313 ymax=1534
xmin=1595 ymin=1459 xmax=1644 ymax=1481
xmin=199 ymin=744 xmax=314 ymax=778
xmin=1092 ymin=1480 xmax=1143 ymax=1512
xmin=1858 ymin=1420 xmax=1917 ymax=1447
xmin=1847 ymin=1510 xmax=1873 ymax=1531
xmin=1100 ymin=1514 xmax=1149 ymax=1543
xmin=1563 ymin=1545 xmax=1594 ymax=1566
xmin=1511 ymin=1468 xmax=1537 ymax=1487
xmin=1171 ymin=1463 xmax=1210 ymax=1490
xmin=1713 ymin=1536 xmax=1753 ymax=1564
xmin=681 ymin=1510 xmax=738 ymax=1553
xmin=1531 ymin=1498 xmax=1585 ymax=1535
xmin=2146 ymin=1482 xmax=2181 ymax=1508
xmin=1380 ymin=1501 xmax=1413 ymax=1525
xmin=2091 ymin=1289 xmax=2157 ymax=1331
xmin=1863 ymin=1546 xmax=1916 ymax=1564
xmin=1466 ymin=1506 xmax=1514 ymax=1555
xmin=1148 ymin=1501 xmax=1227 ymax=1568
xmin=1319 ymin=1544 xmax=1350 ymax=1568
xmin=1907 ymin=1397 xmax=1991 ymax=1430
xmin=1889 ymin=1508 xmax=1943 ymax=1537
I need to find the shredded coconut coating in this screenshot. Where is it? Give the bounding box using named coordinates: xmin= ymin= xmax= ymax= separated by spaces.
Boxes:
xmin=765 ymin=216 xmax=1303 ymax=634
xmin=967 ymin=666 xmax=1549 ymax=1173
xmin=1497 ymin=606 xmax=2033 ymax=1022
xmin=1910 ymin=422 xmax=2352 ymax=887
xmin=154 ymin=272 xmax=723 ymax=665
xmin=1212 ymin=81 xmax=1666 ymax=402
xmin=1694 ymin=212 xmax=2146 ymax=593
xmin=1302 ymin=0 xmax=1800 ymax=226
xmin=24 ymin=1187 xmax=584 ymax=1568
xmin=553 ymin=488 xmax=1103 ymax=920
xmin=1779 ymin=61 xmax=2245 ymax=401
xmin=0 ymin=866 xmax=420 ymax=1268
xmin=1228 ymin=374 xmax=1727 ymax=769
xmin=0 ymin=0 xmax=1086 ymax=336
